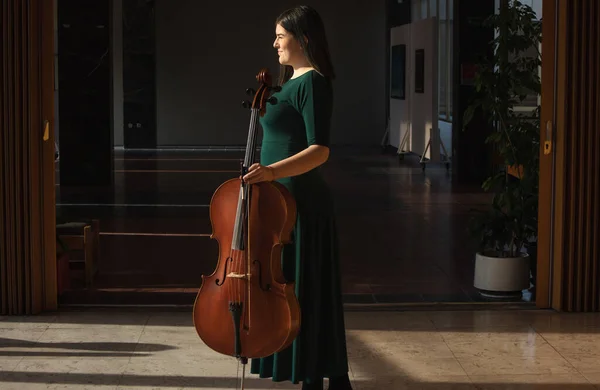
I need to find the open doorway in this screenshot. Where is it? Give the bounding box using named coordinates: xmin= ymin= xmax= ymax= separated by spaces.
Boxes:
xmin=53 ymin=0 xmax=544 ymax=308
xmin=385 ymin=0 xmax=543 ymax=304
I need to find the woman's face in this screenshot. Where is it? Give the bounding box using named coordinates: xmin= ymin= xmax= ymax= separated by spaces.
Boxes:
xmin=273 ymin=24 xmax=304 ymax=66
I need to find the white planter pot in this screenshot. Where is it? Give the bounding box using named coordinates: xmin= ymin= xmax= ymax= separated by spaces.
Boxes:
xmin=474 ymin=251 xmax=531 ymax=297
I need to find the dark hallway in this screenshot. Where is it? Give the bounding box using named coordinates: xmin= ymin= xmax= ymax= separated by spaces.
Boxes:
xmin=54 ymin=146 xmax=529 ymax=307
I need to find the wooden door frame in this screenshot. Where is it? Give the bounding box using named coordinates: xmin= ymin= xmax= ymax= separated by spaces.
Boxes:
xmin=536 ymin=0 xmax=567 ymax=310
xmin=42 ymin=0 xmax=58 ymax=311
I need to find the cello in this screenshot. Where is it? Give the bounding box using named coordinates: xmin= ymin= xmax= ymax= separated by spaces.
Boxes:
xmin=192 ymin=68 xmax=301 ymax=387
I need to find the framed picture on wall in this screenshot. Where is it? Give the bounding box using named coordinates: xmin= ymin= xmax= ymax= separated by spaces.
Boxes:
xmin=414 ymin=49 xmax=424 ymax=93
xmin=390 ymin=44 xmax=406 ymax=100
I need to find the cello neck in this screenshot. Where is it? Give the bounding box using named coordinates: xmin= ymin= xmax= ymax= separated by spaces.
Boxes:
xmin=231 ymin=107 xmax=260 ymax=251
xmin=243 ymin=108 xmax=260 ymax=169
xmin=231 ymin=69 xmax=274 ymax=251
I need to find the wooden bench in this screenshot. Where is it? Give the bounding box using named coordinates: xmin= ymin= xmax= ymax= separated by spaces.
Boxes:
xmin=56 ymin=219 xmax=100 ymax=287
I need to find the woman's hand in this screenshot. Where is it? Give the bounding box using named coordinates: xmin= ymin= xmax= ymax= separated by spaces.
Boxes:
xmin=241 ymin=145 xmax=329 ymax=184
xmin=242 ymin=163 xmax=276 ymax=184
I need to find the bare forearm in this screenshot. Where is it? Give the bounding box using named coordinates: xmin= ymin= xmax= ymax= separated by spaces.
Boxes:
xmin=268 ymin=145 xmax=330 ymax=180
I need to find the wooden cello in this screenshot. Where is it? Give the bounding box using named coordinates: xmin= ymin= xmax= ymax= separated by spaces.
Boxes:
xmin=192 ymin=68 xmax=301 ymax=385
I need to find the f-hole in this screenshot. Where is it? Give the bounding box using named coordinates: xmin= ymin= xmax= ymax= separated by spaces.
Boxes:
xmin=216 ymin=257 xmax=233 ymax=286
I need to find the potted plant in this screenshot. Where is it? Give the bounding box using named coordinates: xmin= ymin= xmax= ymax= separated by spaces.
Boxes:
xmin=463 ymin=0 xmax=542 ymax=298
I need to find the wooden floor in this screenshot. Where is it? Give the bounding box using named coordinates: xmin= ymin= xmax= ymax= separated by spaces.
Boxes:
xmin=54 ymin=146 xmax=532 ymax=306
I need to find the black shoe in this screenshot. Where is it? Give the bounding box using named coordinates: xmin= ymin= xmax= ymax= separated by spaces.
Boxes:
xmin=328 ymin=374 xmax=352 ymax=390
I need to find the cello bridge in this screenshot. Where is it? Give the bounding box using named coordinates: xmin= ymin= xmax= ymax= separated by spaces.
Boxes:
xmin=227 ymin=272 xmax=250 ymax=280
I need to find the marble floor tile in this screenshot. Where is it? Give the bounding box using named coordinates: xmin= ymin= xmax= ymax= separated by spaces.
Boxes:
xmin=534 ymin=328 xmax=600 ymax=373
xmin=0 ymin=328 xmax=49 ymax=361
xmin=428 ymin=310 xmax=552 ymax=330
xmin=469 ymin=373 xmax=595 ymax=389
xmin=0 ymin=359 xmax=21 ymax=371
xmin=344 ymin=311 xmax=435 ymax=331
xmin=350 ymin=375 xmax=476 ymax=390
xmin=439 ymin=327 xmax=559 ymax=357
xmin=582 ymin=372 xmax=600 ymax=388
xmin=1 ymin=309 xmax=600 ymax=389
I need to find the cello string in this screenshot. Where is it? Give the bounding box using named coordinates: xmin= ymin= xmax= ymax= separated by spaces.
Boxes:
xmin=236 ymin=107 xmax=257 ymax=306
xmin=246 ymin=167 xmax=251 ymax=330
xmin=242 ymin=108 xmax=256 ymax=306
xmin=235 ymin=106 xmax=252 ymax=306
xmin=245 ymin=108 xmax=260 ymax=331
xmin=242 ymin=109 xmax=252 ymax=327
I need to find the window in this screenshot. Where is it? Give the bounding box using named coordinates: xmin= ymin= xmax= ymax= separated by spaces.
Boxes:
xmin=391 ymin=45 xmax=407 ymax=100
xmin=429 ymin=0 xmax=437 ymax=17
xmin=438 ymin=0 xmax=453 ymax=121
xmin=412 ymin=0 xmax=421 ymax=21
xmin=414 ymin=49 xmax=425 ymax=93
xmin=411 ymin=0 xmax=454 ymax=121
xmin=439 ymin=20 xmax=447 ymax=116
xmin=412 ymin=0 xmax=430 ymax=20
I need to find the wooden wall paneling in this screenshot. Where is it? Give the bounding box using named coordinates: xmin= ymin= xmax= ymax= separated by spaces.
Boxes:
xmin=565 ymin=0 xmax=580 ymax=311
xmin=593 ymin=0 xmax=600 ymax=312
xmin=547 ymin=0 xmax=600 ymax=312
xmin=582 ymin=0 xmax=597 ymax=311
xmin=588 ymin=0 xmax=599 ymax=311
xmin=578 ymin=0 xmax=591 ymax=310
xmin=569 ymin=0 xmax=600 ymax=312
xmin=41 ymin=0 xmax=58 ymax=311
xmin=0 ymin=0 xmax=4 ymax=315
xmin=28 ymin=0 xmax=44 ymax=315
xmin=1 ymin=0 xmax=8 ymax=314
xmin=19 ymin=0 xmax=28 ymax=313
xmin=0 ymin=0 xmax=56 ymax=315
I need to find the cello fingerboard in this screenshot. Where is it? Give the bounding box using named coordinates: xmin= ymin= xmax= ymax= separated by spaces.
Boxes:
xmin=232 ymin=108 xmax=260 ymax=251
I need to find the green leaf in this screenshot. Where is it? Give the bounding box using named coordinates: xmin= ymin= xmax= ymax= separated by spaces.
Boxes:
xmin=463 ymin=0 xmax=541 ymax=256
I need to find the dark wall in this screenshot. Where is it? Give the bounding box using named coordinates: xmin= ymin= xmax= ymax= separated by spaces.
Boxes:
xmin=452 ymin=0 xmax=495 ymax=184
xmin=388 ymin=0 xmax=411 ymax=27
xmin=122 ymin=0 xmax=156 ymax=149
xmin=385 ymin=0 xmax=411 ymax=129
xmin=154 ymin=0 xmax=387 ymax=147
xmin=57 ymin=0 xmax=113 ymax=186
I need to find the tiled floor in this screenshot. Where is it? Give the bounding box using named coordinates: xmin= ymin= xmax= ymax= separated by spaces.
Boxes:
xmin=2 ymin=308 xmax=600 ymax=389
xmin=55 ymin=146 xmax=527 ymax=306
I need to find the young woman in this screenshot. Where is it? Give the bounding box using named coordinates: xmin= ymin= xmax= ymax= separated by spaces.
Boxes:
xmin=242 ymin=5 xmax=353 ymax=390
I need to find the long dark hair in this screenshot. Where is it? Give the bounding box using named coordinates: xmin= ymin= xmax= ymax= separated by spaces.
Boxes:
xmin=275 ymin=5 xmax=335 ymax=85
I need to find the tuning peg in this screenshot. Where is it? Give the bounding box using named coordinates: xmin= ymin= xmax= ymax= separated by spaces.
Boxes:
xmin=267 ymin=97 xmax=278 ymax=105
xmin=246 ymin=88 xmax=256 ymax=96
xmin=242 ymin=100 xmax=251 ymax=109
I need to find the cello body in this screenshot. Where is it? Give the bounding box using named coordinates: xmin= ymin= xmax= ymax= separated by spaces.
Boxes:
xmin=192 ymin=69 xmax=301 ymax=360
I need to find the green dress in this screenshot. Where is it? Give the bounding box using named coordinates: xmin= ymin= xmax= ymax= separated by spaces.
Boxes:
xmin=249 ymin=70 xmax=349 ymax=385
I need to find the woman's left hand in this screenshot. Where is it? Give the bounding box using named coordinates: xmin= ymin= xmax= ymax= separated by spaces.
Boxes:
xmin=242 ymin=163 xmax=275 ymax=184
